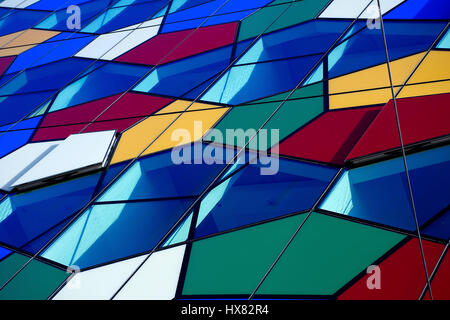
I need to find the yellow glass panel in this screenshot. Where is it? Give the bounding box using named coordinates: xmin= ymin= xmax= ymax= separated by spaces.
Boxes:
xmin=329 ymin=88 xmax=392 ymax=109
xmin=143 ymin=108 xmax=229 ymax=156
xmin=0 ymin=29 xmax=59 ymax=57
xmin=397 ymin=50 xmax=450 ymax=98
xmin=329 ymin=52 xmax=425 ymax=109
xmin=398 ymin=80 xmax=450 ymax=99
xmin=155 ymin=100 xmax=223 ymax=114
xmin=111 ymin=101 xmax=229 ymax=164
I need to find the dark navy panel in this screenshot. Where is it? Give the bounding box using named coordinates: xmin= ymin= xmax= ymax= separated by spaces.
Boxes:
xmin=423 ymin=208 xmax=450 ymax=241
xmin=194 ymin=158 xmax=338 ymax=238
xmin=0 ymin=173 xmax=101 ymax=249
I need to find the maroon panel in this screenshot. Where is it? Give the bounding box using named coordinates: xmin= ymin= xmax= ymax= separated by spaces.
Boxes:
xmin=347 ymin=93 xmax=450 ymax=161
xmin=115 ymin=22 xmax=237 ymax=65
xmin=32 ymin=93 xmax=173 ymax=141
xmin=83 ymin=118 xmax=145 ymax=134
xmin=32 ymin=124 xmax=85 ymax=141
xmin=339 ymin=238 xmax=444 ymax=300
xmin=0 ymin=56 xmax=14 ymax=75
xmin=272 ymin=106 xmax=380 ymax=165
xmin=424 ymin=250 xmax=450 ymax=300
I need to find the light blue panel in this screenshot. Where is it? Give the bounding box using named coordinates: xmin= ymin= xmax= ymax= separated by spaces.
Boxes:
xmin=162 ymin=212 xmax=193 ymax=247
xmin=41 ymin=199 xmax=193 ymax=268
xmin=97 ymin=143 xmax=236 ymax=201
xmin=436 ymin=28 xmax=450 ymax=49
xmin=321 ymin=146 xmax=450 ymax=232
xmin=50 ymin=62 xmax=150 ymax=111
xmin=201 ymin=54 xmax=321 ymax=105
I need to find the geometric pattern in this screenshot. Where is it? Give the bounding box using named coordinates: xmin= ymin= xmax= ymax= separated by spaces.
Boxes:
xmin=0 ymin=0 xmax=448 ymax=300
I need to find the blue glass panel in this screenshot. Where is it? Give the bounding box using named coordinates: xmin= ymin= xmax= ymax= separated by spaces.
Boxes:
xmin=0 ymin=246 xmax=11 ymax=260
xmin=328 ymin=21 xmax=446 ymax=78
xmin=0 ymin=92 xmax=48 ymax=126
xmin=0 ymin=92 xmax=52 ymax=127
xmin=0 ymin=116 xmax=41 ymax=132
xmin=0 ymin=130 xmax=32 ymax=158
xmin=6 ymin=33 xmax=95 ymax=74
xmin=201 ymin=54 xmax=321 ymax=105
xmin=436 ymin=28 xmax=450 ymax=49
xmin=50 ymin=62 xmax=151 ymax=112
xmin=385 ymin=0 xmax=450 ymax=20
xmin=182 ymin=71 xmax=224 ymax=100
xmin=162 ymin=211 xmax=193 ymax=247
xmin=162 ymin=9 xmax=256 ymax=33
xmin=0 ymin=9 xmax=47 ymax=36
xmin=0 ymin=8 xmax=10 ymax=19
xmin=0 ymin=58 xmax=93 ymax=96
xmin=194 ymin=158 xmax=337 ymax=239
xmin=169 ymin=0 xmax=213 ymax=13
xmin=0 ymin=117 xmax=42 ymax=158
xmin=36 ymin=0 xmax=111 ymax=31
xmin=134 ymin=46 xmax=232 ymax=97
xmin=237 ymin=20 xmax=349 ymax=64
xmin=98 ymin=161 xmax=130 ymax=192
xmin=41 ymin=199 xmax=193 ymax=268
xmin=98 ymin=143 xmax=242 ymax=201
xmin=81 ymin=0 xmax=167 ymax=33
xmin=161 ymin=0 xmax=272 ymax=33
xmin=0 ymin=173 xmax=101 ymax=249
xmin=234 ymin=38 xmax=255 ymax=60
xmin=21 ymin=215 xmax=73 ymax=254
xmin=29 ymin=0 xmax=90 ymax=11
xmin=423 ymin=208 xmax=450 ymax=241
xmin=320 ymin=146 xmax=450 ymax=232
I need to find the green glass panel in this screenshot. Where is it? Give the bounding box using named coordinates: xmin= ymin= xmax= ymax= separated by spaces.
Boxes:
xmin=247 ymin=81 xmax=323 ymax=104
xmin=182 ymin=213 xmax=307 ymax=295
xmin=238 ymin=0 xmax=330 ymax=41
xmin=205 ymin=83 xmax=324 ymax=150
xmin=256 ymin=213 xmax=406 ymax=295
xmin=0 ymin=253 xmax=69 ymax=300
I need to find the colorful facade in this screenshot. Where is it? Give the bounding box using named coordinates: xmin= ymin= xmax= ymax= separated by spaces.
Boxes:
xmin=0 ymin=0 xmax=448 ymax=300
